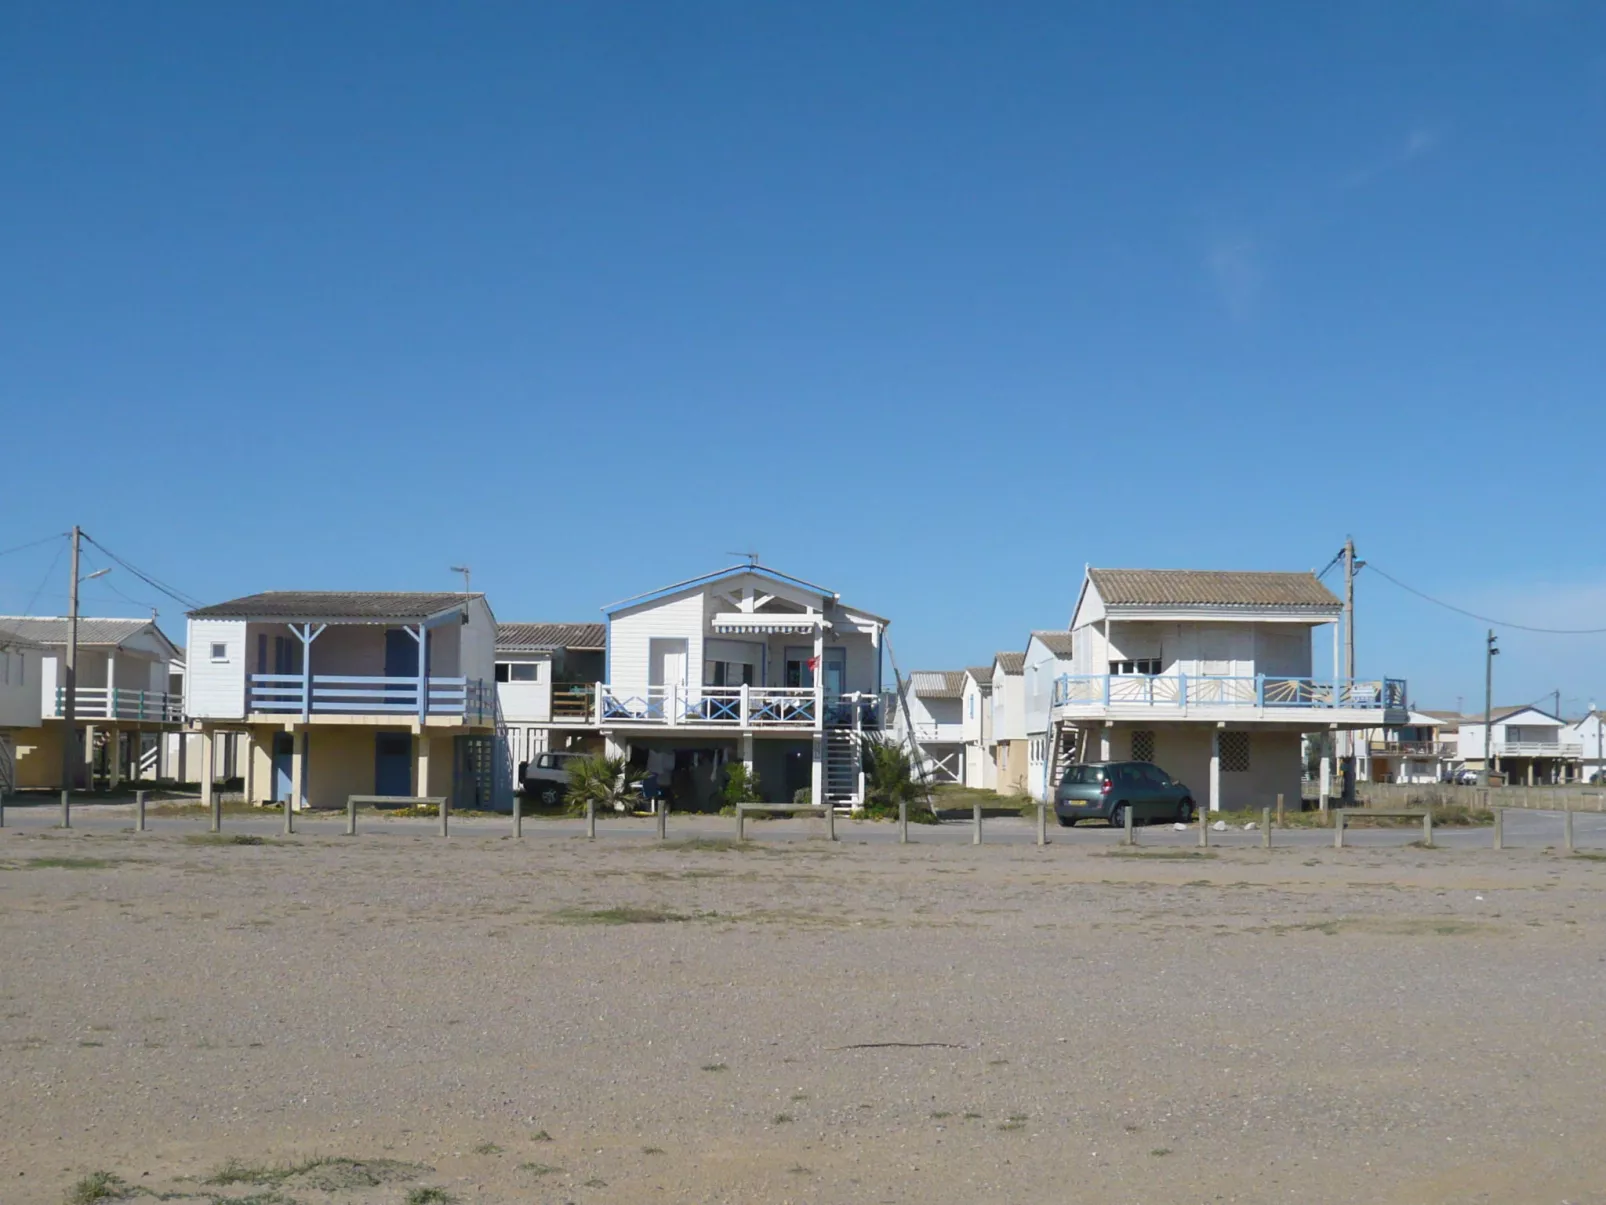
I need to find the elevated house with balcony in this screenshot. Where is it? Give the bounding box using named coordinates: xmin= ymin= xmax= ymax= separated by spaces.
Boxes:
xmin=495 ymin=622 xmax=606 ymax=777
xmin=1042 ymin=568 xmax=1408 ymax=811
xmin=594 ymin=564 xmax=889 ymax=810
xmin=0 ymin=616 xmax=183 ymax=790
xmin=961 ymin=667 xmax=995 ymax=789
xmin=1022 ymin=631 xmax=1077 ymax=800
xmin=1454 ymin=706 xmax=1579 ymax=785
xmin=184 ymin=591 xmax=502 ymax=812
xmin=1565 ymin=711 xmax=1606 ymax=784
xmin=1356 ymin=711 xmax=1452 ymax=783
xmin=892 ymin=672 xmax=966 ymax=785
xmin=0 ymin=626 xmax=46 ymax=793
xmin=990 ymin=651 xmax=1028 ymax=794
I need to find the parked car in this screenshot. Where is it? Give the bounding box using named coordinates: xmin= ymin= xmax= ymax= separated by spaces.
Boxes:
xmin=522 ymin=751 xmax=585 ymax=806
xmin=1449 ymin=768 xmax=1480 ymax=786
xmin=1054 ymin=761 xmax=1196 ymax=828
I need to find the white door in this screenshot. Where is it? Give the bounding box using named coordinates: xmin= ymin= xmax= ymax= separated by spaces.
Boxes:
xmin=648 ymin=639 xmax=688 ymax=687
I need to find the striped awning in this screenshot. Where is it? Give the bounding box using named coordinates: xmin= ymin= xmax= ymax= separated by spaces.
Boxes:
xmin=712 ymin=621 xmax=821 ymax=635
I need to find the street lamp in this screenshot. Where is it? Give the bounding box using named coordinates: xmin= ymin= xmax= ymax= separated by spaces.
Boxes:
xmin=1481 ymin=631 xmax=1499 ymax=787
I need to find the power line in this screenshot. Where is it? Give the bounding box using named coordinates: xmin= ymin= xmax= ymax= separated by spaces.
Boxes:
xmin=79 ymin=547 xmax=161 ymax=615
xmin=0 ymin=532 xmax=68 ymax=559
xmin=1365 ymin=561 xmax=1606 ymax=635
xmin=79 ymin=533 xmax=202 ymax=611
xmin=19 ymin=536 xmax=68 ymax=616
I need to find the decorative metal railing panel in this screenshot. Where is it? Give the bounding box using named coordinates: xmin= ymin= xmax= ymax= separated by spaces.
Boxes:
xmin=593 ymin=685 xmax=879 ymax=729
xmin=1052 ymin=674 xmax=1408 ymax=712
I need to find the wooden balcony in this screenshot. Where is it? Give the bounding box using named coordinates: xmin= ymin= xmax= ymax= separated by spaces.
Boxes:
xmin=247 ymin=674 xmax=496 ymax=723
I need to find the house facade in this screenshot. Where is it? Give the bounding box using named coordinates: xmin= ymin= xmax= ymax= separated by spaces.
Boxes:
xmin=894 ymin=672 xmax=965 ymax=785
xmin=495 ymin=622 xmax=606 ymax=778
xmin=593 ymin=564 xmax=890 ymax=809
xmin=990 ymin=651 xmax=1028 ymax=794
xmin=1039 ymin=568 xmax=1408 ymax=810
xmin=1357 ymin=711 xmax=1452 ymax=783
xmin=1455 ymin=706 xmax=1579 ymax=784
xmin=1565 ymin=711 xmax=1606 ymax=783
xmin=0 ymin=616 xmax=183 ymax=790
xmin=960 ymin=667 xmax=995 ymax=789
xmin=1022 ymin=631 xmax=1076 ymax=800
xmin=0 ymin=627 xmax=46 ymax=794
xmin=184 ymin=591 xmax=502 ymax=811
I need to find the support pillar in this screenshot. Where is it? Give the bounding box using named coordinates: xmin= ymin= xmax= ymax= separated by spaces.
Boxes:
xmin=415 ymin=733 xmax=431 ymax=802
xmin=1099 ymin=724 xmax=1112 ymax=762
xmin=243 ymin=730 xmax=256 ymax=804
xmin=603 ymin=731 xmax=625 ymax=761
xmin=1209 ymin=727 xmax=1222 ymax=813
xmin=1319 ymin=754 xmax=1332 ymax=800
xmin=199 ymin=728 xmax=215 ymax=810
xmin=1526 ymin=762 xmax=1535 ymax=787
xmin=741 ymin=732 xmax=755 ymax=777
xmin=107 ymin=729 xmax=122 ymax=790
xmin=289 ymin=726 xmax=305 ymax=812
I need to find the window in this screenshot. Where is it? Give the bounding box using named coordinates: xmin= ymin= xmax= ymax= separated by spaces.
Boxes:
xmin=210 ymin=642 xmax=228 ymax=663
xmin=511 ymin=663 xmax=537 ymax=682
xmin=969 ymin=694 xmax=975 ymax=719
xmin=495 ymin=663 xmax=508 ymax=682
xmin=1131 ymin=729 xmax=1155 ymax=763
xmin=1110 ymin=659 xmax=1162 ymax=675
xmin=1219 ymin=731 xmax=1250 ymax=773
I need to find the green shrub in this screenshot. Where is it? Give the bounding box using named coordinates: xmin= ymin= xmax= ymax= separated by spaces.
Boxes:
xmin=721 ymin=763 xmax=762 ymax=809
xmin=792 ymin=787 xmax=812 ymax=806
xmin=564 ymin=755 xmax=634 ymax=816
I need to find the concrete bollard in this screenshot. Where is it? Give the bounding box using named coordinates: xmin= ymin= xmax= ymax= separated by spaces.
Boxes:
xmin=1493 ymin=807 xmax=1503 ymax=850
xmin=284 ymin=796 xmax=294 ymax=836
xmin=1423 ymin=810 xmax=1433 ymax=848
xmin=1334 ymin=811 xmax=1347 ymax=849
xmin=438 ymin=796 xmax=449 ymax=838
xmin=1319 ymin=791 xmax=1329 ymax=816
xmin=973 ymin=802 xmax=983 ymax=845
xmin=135 ymin=789 xmax=146 ymax=833
xmin=1276 ymin=793 xmax=1285 ymax=828
xmin=825 ymin=803 xmax=835 ymax=842
xmin=1198 ymin=811 xmax=1208 ymax=848
xmin=346 ymin=795 xmax=358 ymax=836
xmin=1123 ymin=803 xmax=1134 ymax=847
xmin=657 ymin=800 xmax=668 ymax=840
xmin=61 ymin=789 xmax=71 ymax=830
xmin=209 ymin=794 xmax=221 ymax=834
xmin=1565 ymin=808 xmax=1575 ymax=853
xmin=735 ymin=804 xmax=745 ymax=842
xmin=587 ymin=797 xmax=596 ymax=840
xmin=1037 ymin=801 xmax=1047 ymax=846
xmin=898 ymin=799 xmax=908 ymax=844
xmin=1262 ymin=807 xmax=1271 ymax=849
xmin=512 ymin=795 xmax=523 ymax=839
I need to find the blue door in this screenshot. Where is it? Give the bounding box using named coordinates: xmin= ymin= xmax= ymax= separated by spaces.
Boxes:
xmin=385 ymin=630 xmax=418 ymax=677
xmin=374 ymin=733 xmax=412 ymax=797
xmin=272 ymin=732 xmax=294 ymax=803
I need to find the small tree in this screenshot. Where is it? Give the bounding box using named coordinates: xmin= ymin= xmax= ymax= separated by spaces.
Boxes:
xmin=862 ymin=737 xmax=935 ymax=821
xmin=720 ymin=762 xmax=762 ymax=811
xmin=566 ymin=755 xmax=634 ymax=815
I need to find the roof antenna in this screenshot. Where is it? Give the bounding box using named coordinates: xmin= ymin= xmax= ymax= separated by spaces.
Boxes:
xmin=726 ymin=550 xmax=760 ymax=568
xmin=449 ymin=565 xmax=471 ymax=593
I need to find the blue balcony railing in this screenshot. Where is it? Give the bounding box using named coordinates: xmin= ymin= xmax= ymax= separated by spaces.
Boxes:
xmin=248 ymin=674 xmax=496 ymax=723
xmin=1052 ymin=674 xmax=1407 ymax=711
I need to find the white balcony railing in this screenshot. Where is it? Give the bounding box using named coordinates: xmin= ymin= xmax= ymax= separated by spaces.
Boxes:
xmin=1369 ymin=740 xmax=1453 ymax=757
xmin=51 ymin=687 xmax=182 ymax=723
xmin=248 ymin=674 xmax=496 ymax=723
xmin=1493 ymin=741 xmax=1583 ymax=758
xmin=596 ymin=685 xmax=883 ymax=730
xmin=1053 ymin=674 xmax=1408 ymax=713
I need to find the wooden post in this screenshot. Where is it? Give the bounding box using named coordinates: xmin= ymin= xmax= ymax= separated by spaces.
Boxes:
xmin=513 ymin=793 xmax=523 ymax=839
xmin=656 ymin=799 xmax=667 ymax=840
xmin=1423 ymin=810 xmax=1433 ymax=847
xmin=736 ymin=804 xmax=745 ymax=841
xmin=1276 ymin=793 xmax=1285 ymax=828
xmin=898 ymin=798 xmax=908 ymax=844
xmin=1565 ymin=808 xmax=1574 ymax=853
xmin=438 ymin=795 xmax=449 ymax=838
xmin=1123 ymin=803 xmax=1134 ymax=847
xmin=60 ymin=789 xmax=71 ymax=829
xmin=346 ymin=795 xmax=357 ymax=836
xmin=587 ymin=797 xmax=596 ymax=840
xmin=1262 ymin=807 xmax=1271 ymax=848
xmin=1334 ymin=811 xmax=1346 ymax=849
xmin=1493 ymin=807 xmax=1503 ymax=850
xmin=1198 ymin=811 xmax=1208 ymax=848
xmin=973 ymin=801 xmax=982 ymax=845
xmin=1037 ymin=801 xmax=1047 ymax=846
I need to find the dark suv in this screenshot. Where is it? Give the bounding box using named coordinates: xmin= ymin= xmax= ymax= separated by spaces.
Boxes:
xmin=1054 ymin=761 xmax=1196 ymax=828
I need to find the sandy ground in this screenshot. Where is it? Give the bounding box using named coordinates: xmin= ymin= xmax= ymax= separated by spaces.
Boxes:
xmin=3 ymin=816 xmax=1605 ymax=1204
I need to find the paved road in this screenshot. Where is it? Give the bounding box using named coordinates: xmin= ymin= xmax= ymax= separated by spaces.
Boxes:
xmin=3 ymin=801 xmax=1604 ymax=851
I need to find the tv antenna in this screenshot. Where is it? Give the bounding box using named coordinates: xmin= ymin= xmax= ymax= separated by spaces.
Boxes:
xmin=449 ymin=565 xmax=472 ymax=593
xmin=726 ymin=550 xmax=760 ymax=567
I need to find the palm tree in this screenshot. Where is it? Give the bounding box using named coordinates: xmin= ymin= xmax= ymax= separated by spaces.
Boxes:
xmin=566 ymin=755 xmax=634 ymax=815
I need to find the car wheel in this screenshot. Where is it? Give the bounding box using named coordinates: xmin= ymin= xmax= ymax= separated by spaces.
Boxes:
xmin=539 ymin=784 xmax=562 ymax=807
xmin=1176 ymin=799 xmax=1195 ymax=824
xmin=1109 ymin=802 xmax=1128 ymax=829
xmin=1057 ymin=814 xmax=1076 ymax=828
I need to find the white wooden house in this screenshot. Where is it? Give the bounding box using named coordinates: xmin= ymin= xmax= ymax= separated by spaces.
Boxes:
xmin=1022 ymin=631 xmax=1076 ymax=800
xmin=0 ymin=616 xmax=183 ymax=790
xmin=961 ymin=667 xmax=995 ymax=789
xmin=1455 ymin=706 xmax=1579 ymax=784
xmin=495 ymin=622 xmax=606 ymax=776
xmin=990 ymin=651 xmax=1028 ymax=794
xmin=1040 ymin=568 xmax=1408 ymax=811
xmin=1355 ymin=711 xmax=1452 ymax=784
xmin=894 ymin=671 xmax=966 ymax=785
xmin=594 ymin=564 xmax=889 ymax=809
xmin=1565 ymin=711 xmax=1606 ymax=783
xmin=183 ymin=591 xmax=502 ymax=811
xmin=0 ymin=627 xmax=46 ymax=794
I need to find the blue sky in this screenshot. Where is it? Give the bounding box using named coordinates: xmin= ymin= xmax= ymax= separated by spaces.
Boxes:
xmin=3 ymin=1 xmax=1604 ymax=712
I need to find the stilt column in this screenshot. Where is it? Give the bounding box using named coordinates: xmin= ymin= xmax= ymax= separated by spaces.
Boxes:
xmin=1209 ymin=727 xmax=1222 ymax=813
xmin=415 ymin=733 xmax=431 ymax=801
xmin=289 ymin=727 xmax=306 ymax=811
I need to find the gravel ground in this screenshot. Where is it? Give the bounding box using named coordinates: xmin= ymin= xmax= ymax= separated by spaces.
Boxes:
xmin=3 ymin=818 xmax=1605 ymax=1204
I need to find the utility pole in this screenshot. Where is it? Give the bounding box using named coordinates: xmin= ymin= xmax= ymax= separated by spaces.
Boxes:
xmin=1341 ymin=538 xmax=1359 ymax=799
xmin=60 ymin=526 xmax=81 ymax=800
xmin=1482 ymin=630 xmax=1499 ymax=787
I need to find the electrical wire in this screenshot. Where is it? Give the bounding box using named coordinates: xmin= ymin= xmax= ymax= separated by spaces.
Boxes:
xmin=0 ymin=532 xmax=69 ymax=559
xmin=19 ymin=536 xmax=69 ymax=616
xmin=79 ymin=547 xmax=162 ymax=615
xmin=1364 ymin=561 xmax=1606 ymax=636
xmin=79 ymin=533 xmax=203 ymax=611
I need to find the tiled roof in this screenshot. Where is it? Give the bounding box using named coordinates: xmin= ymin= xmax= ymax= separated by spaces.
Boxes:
xmin=0 ymin=616 xmax=160 ymax=647
xmin=1032 ymin=630 xmax=1077 ymax=656
xmin=964 ymin=666 xmax=994 ymax=690
xmin=1089 ymin=568 xmax=1340 ymax=609
xmin=993 ymin=651 xmax=1025 ymax=675
xmin=908 ymin=671 xmax=967 ymax=699
xmin=497 ymin=622 xmax=606 ymax=651
xmin=189 ymin=592 xmax=478 ymax=620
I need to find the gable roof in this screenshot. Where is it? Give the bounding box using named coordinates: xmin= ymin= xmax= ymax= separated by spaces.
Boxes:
xmin=1463 ymin=705 xmax=1565 ymax=726
xmin=0 ymin=616 xmax=179 ymax=657
xmin=1088 ymin=568 xmax=1340 ymax=610
xmin=497 ymin=622 xmax=606 ymax=652
xmin=0 ymin=624 xmax=48 ymax=651
xmin=603 ymin=564 xmax=837 ymax=615
xmin=964 ymin=666 xmax=994 ymax=690
xmin=1030 ymin=630 xmax=1077 ymax=656
xmin=188 ymin=592 xmax=478 ymax=621
xmin=908 ymin=671 xmax=966 ymax=699
xmin=993 ymin=651 xmax=1025 ymax=675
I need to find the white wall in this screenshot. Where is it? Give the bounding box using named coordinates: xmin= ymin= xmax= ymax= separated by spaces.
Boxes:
xmin=461 ymin=596 xmax=498 ymax=685
xmin=992 ymin=667 xmax=1026 ymax=740
xmin=1070 ymin=617 xmax=1319 ymax=680
xmin=0 ymin=646 xmax=42 ymax=728
xmin=609 ymin=593 xmax=707 ymax=687
xmin=1023 ymin=636 xmax=1072 ymax=736
xmin=185 ymin=618 xmax=248 ymax=719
